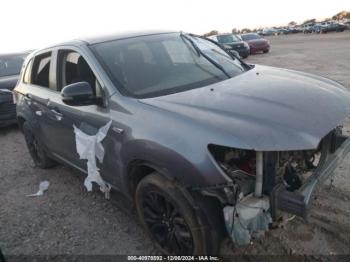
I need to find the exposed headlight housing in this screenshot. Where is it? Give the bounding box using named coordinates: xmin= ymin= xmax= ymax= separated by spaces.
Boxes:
xmin=208 ymin=142 xmax=327 ymax=197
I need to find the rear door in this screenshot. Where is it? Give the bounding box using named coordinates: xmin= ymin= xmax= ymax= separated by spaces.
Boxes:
xmin=19 ymin=51 xmax=60 ymax=151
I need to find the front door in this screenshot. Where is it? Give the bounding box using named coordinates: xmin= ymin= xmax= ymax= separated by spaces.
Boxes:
xmin=39 ymin=49 xmax=121 ymax=187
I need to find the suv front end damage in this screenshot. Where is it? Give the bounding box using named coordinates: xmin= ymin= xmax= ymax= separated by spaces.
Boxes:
xmin=199 ymin=122 xmax=350 ymax=245
xmin=271 ymin=131 xmax=350 ymax=220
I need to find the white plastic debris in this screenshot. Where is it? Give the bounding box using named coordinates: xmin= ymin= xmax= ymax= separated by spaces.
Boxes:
xmin=27 ymin=181 xmax=50 ymax=197
xmin=223 ymin=194 xmax=272 ymax=245
xmin=73 ymin=120 xmax=112 ymax=199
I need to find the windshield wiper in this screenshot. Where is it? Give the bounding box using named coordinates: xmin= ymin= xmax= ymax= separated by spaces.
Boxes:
xmin=180 ymin=33 xmax=231 ymax=79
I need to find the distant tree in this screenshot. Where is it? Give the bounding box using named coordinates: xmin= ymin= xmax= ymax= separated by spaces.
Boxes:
xmin=302 ymin=18 xmax=316 ymax=25
xmin=203 ymin=30 xmax=219 ymax=37
xmin=288 ymin=21 xmax=297 ymax=26
xmin=231 ymin=28 xmax=238 ymax=34
xmin=241 ymin=28 xmax=251 ymax=33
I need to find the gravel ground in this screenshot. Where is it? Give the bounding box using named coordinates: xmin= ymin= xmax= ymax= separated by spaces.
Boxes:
xmin=1 ymin=31 xmax=350 ymax=258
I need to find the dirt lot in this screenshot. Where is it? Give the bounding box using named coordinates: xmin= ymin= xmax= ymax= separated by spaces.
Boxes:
xmin=1 ymin=31 xmax=350 ymax=258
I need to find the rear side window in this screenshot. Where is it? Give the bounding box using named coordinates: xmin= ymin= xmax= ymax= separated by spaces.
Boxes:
xmin=31 ymin=52 xmax=51 ymax=88
xmin=216 ymin=35 xmax=234 ymax=44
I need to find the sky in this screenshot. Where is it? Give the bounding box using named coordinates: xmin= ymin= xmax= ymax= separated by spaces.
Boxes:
xmin=1 ymin=0 xmax=349 ymax=53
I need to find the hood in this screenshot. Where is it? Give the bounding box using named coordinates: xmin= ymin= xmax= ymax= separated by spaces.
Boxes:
xmin=0 ymin=75 xmax=19 ymax=91
xmin=140 ymin=65 xmax=350 ymax=151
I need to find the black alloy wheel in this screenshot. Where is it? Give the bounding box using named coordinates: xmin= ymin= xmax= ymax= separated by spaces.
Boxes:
xmin=22 ymin=122 xmax=56 ymax=169
xmin=142 ymin=191 xmax=194 ymax=254
xmin=135 ymin=173 xmax=219 ymax=255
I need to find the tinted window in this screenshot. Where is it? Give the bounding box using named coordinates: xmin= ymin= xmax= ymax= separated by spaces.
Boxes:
xmin=216 ymin=35 xmax=241 ymax=44
xmin=0 ymin=54 xmax=26 ymax=77
xmin=241 ymin=34 xmax=261 ymax=41
xmin=92 ymin=33 xmax=247 ymax=98
xmin=32 ymin=52 xmax=51 ymax=88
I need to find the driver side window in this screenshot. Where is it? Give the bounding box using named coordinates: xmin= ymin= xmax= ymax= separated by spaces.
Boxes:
xmin=58 ymin=50 xmax=102 ymax=97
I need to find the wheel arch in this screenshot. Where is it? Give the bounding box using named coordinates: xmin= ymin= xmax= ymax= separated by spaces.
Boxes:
xmin=127 ymin=160 xmax=174 ymax=199
xmin=120 ymin=139 xmax=208 ymax=199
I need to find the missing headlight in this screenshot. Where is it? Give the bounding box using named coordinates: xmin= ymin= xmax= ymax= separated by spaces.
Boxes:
xmin=208 ymin=145 xmax=256 ymax=197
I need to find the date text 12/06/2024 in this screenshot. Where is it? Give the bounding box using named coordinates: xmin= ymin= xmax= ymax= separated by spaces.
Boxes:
xmin=127 ymin=256 xmax=220 ymax=261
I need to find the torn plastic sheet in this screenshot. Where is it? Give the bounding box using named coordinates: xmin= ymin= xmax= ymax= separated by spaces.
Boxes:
xmin=223 ymin=194 xmax=272 ymax=245
xmin=27 ymin=181 xmax=50 ymax=197
xmin=73 ymin=120 xmax=112 ymax=199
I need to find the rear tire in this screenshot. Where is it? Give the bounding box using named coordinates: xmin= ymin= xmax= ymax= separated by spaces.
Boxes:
xmin=263 ymin=49 xmax=269 ymax=53
xmin=22 ymin=122 xmax=56 ymax=169
xmin=135 ymin=173 xmax=220 ymax=255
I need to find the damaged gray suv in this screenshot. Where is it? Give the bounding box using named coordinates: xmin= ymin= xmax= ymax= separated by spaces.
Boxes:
xmin=14 ymin=31 xmax=350 ymax=255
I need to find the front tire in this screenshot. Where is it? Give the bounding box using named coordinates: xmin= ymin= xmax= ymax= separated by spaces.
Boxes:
xmin=135 ymin=173 xmax=219 ymax=255
xmin=22 ymin=122 xmax=56 ymax=169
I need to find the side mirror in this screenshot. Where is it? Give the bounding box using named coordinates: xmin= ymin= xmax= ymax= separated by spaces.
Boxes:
xmin=61 ymin=81 xmax=96 ymax=106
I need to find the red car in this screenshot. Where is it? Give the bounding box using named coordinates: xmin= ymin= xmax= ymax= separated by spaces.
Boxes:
xmin=241 ymin=33 xmax=270 ymax=54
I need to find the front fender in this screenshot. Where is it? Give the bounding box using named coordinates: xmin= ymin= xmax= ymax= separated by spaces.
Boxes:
xmin=120 ymin=139 xmax=206 ymax=188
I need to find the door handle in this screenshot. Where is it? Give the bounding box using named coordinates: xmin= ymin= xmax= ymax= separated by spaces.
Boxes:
xmin=50 ymin=108 xmax=63 ymax=116
xmin=50 ymin=108 xmax=63 ymax=121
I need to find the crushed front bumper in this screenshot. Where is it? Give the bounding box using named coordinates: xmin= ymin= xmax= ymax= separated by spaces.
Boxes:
xmin=271 ymin=135 xmax=350 ymax=220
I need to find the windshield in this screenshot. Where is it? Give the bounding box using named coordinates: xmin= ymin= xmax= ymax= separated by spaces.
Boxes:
xmin=91 ymin=33 xmax=247 ymax=98
xmin=241 ymin=34 xmax=261 ymax=41
xmin=216 ymin=34 xmax=240 ymax=44
xmin=0 ymin=54 xmax=26 ymax=77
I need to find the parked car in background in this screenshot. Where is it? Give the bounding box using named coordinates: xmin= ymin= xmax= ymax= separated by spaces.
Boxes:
xmin=313 ymin=22 xmax=346 ymax=33
xmin=321 ymin=22 xmax=347 ymax=33
xmin=277 ymin=28 xmax=289 ymax=35
xmin=287 ymin=27 xmax=302 ymax=33
xmin=302 ymin=23 xmax=315 ymax=33
xmin=208 ymin=34 xmax=250 ymax=58
xmin=240 ymin=33 xmax=270 ymax=54
xmin=0 ymin=52 xmax=28 ymax=127
xmin=261 ymin=28 xmax=278 ymax=36
xmin=14 ymin=30 xmax=350 ymax=255
xmin=313 ymin=23 xmax=326 ymax=34
xmin=345 ymin=21 xmax=350 ymax=29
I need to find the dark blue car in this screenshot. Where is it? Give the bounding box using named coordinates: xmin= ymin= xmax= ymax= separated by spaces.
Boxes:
xmin=0 ymin=52 xmax=28 ymax=127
